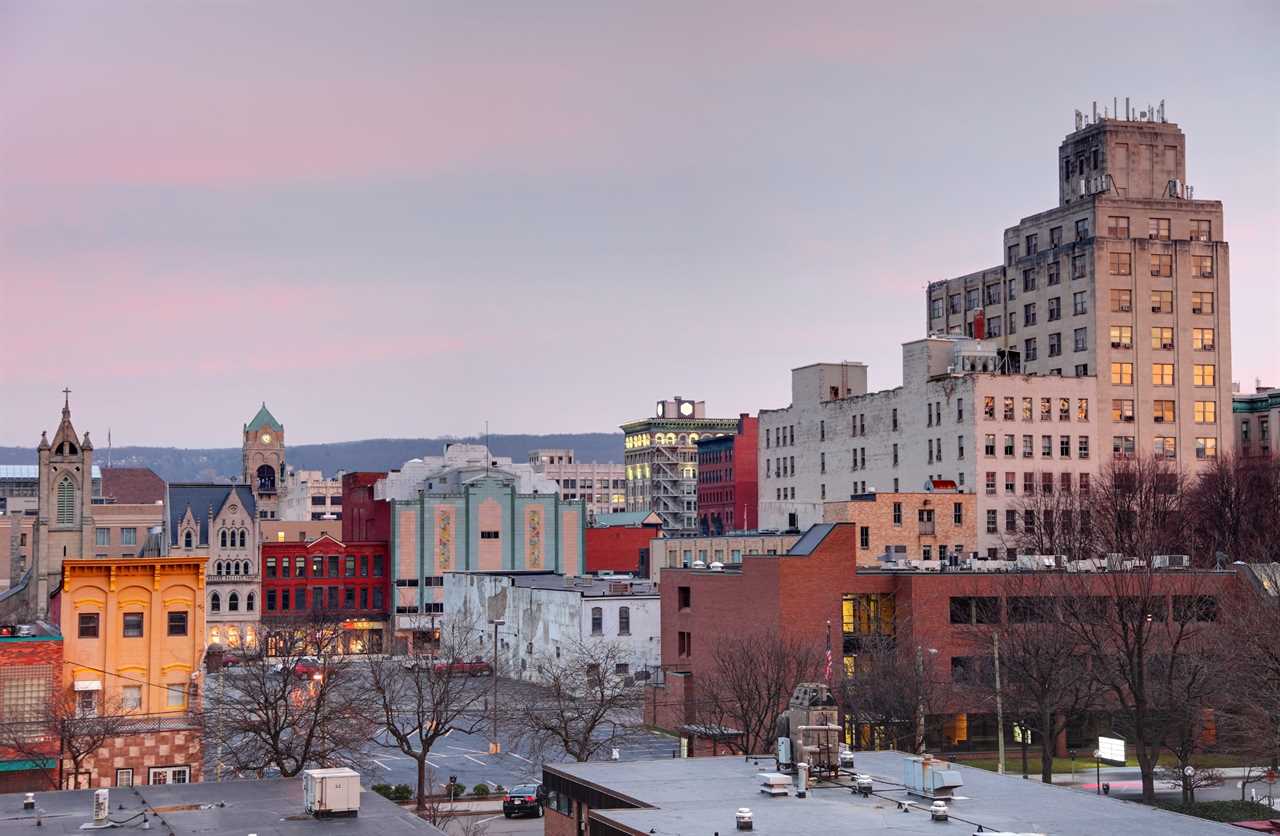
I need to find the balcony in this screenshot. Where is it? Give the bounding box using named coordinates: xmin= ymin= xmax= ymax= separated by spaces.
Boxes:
xmin=918 ymin=521 xmax=935 ymax=535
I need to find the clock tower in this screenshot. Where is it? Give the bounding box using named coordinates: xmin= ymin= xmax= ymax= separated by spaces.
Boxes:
xmin=243 ymin=403 xmax=285 ymax=520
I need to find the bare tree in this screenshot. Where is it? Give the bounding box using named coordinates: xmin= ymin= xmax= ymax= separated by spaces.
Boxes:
xmin=205 ymin=620 xmax=375 ymax=777
xmin=960 ymin=574 xmax=1102 ymax=783
xmin=837 ymin=629 xmax=952 ymax=754
xmin=505 ymin=641 xmax=642 ymax=763
xmin=0 ymin=693 xmax=131 ymax=789
xmin=1056 ymin=456 xmax=1221 ymax=803
xmin=695 ymin=630 xmax=822 ymax=756
xmin=366 ymin=619 xmax=492 ymax=811
xmin=1214 ymin=571 xmax=1280 ymax=797
xmin=1002 ymin=472 xmax=1098 ymax=561
xmin=1186 ymin=453 xmax=1280 ymax=565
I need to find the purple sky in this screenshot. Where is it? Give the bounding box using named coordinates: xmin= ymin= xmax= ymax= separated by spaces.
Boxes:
xmin=2 ymin=1 xmax=1277 ymax=447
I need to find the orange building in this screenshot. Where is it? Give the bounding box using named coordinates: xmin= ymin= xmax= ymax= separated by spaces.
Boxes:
xmin=822 ymin=489 xmax=977 ymax=566
xmin=57 ymin=556 xmax=206 ymax=787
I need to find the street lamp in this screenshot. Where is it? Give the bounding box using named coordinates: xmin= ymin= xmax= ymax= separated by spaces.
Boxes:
xmin=489 ymin=619 xmax=505 ymax=755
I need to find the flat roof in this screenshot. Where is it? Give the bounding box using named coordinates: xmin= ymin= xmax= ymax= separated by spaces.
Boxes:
xmin=0 ymin=778 xmax=445 ymax=836
xmin=547 ymin=751 xmax=1234 ymax=836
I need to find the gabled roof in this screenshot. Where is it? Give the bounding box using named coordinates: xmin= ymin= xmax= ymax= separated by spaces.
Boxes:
xmin=245 ymin=403 xmax=283 ymax=433
xmin=101 ymin=468 xmax=166 ymax=504
xmin=592 ymin=511 xmax=663 ymax=528
xmin=166 ymin=483 xmax=257 ymax=546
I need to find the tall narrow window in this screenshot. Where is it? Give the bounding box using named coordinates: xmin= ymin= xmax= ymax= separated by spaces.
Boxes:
xmin=591 ymin=607 xmax=603 ymax=636
xmin=618 ymin=606 xmax=631 ymax=636
xmin=56 ymin=476 xmax=75 ymax=525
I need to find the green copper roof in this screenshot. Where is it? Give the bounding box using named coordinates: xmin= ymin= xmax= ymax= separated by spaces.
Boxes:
xmin=246 ymin=403 xmax=283 ymax=433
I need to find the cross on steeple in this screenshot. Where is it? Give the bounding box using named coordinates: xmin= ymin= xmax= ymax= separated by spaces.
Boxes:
xmin=62 ymin=387 xmax=71 ymax=406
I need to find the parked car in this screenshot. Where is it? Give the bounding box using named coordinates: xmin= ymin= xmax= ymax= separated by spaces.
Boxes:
xmin=402 ymin=657 xmax=492 ymax=677
xmin=270 ymin=656 xmax=326 ymax=679
xmin=502 ymin=783 xmax=544 ymax=818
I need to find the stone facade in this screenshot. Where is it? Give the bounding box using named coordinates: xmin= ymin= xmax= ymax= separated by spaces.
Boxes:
xmin=69 ymin=727 xmax=202 ymax=788
xmin=242 ymin=404 xmax=285 ymax=520
xmin=278 ymin=467 xmax=343 ymax=521
xmin=1234 ymin=386 xmax=1279 ymax=459
xmin=928 ymin=115 xmax=1231 ymax=469
xmin=757 ymin=339 xmax=1098 ymax=558
xmin=528 ymin=449 xmax=626 ymax=521
xmin=648 ymin=531 xmax=800 ymax=583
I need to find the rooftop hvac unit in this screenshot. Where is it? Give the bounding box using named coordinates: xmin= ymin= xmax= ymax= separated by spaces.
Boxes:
xmin=903 ymin=754 xmax=964 ymax=800
xmin=692 ymin=560 xmax=707 ymax=569
xmin=303 ymin=768 xmax=361 ymax=818
xmin=709 ymin=561 xmax=725 ymax=572
xmin=1153 ymin=554 xmax=1190 ymax=569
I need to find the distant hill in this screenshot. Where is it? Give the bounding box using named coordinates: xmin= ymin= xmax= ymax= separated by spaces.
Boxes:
xmin=0 ymin=434 xmax=623 ymax=483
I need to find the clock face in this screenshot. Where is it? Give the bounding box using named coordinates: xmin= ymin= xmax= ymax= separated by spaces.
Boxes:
xmin=679 ymin=402 xmax=694 ymax=417
xmin=260 ymin=433 xmax=272 ymax=444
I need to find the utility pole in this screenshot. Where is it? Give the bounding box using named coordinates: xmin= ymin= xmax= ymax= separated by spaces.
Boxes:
xmin=489 ymin=619 xmax=504 ymax=755
xmin=993 ymin=631 xmax=1006 ymax=775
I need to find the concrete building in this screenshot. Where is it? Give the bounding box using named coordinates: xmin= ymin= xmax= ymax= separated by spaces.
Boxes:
xmin=279 ymin=467 xmax=343 ymax=521
xmin=759 ymin=340 xmax=1098 ymax=558
xmin=622 ymin=397 xmax=740 ymax=533
xmin=444 ymin=572 xmax=660 ymax=684
xmin=822 ymin=490 xmax=976 ymax=566
xmin=89 ymin=502 xmax=164 ymax=559
xmin=695 ymin=413 xmax=759 ymax=534
xmin=378 ymin=445 xmax=584 ymax=643
xmin=648 ymin=531 xmax=801 ymax=582
xmin=541 ymin=750 xmax=1237 ymax=836
xmin=57 ymin=556 xmax=205 ymax=787
xmin=242 ymin=403 xmax=286 ymax=520
xmin=528 ymin=449 xmax=626 ymax=521
xmin=165 ymin=484 xmax=260 ymax=648
xmin=1234 ymin=385 xmax=1279 ymax=459
xmin=927 ymin=111 xmax=1231 ymax=468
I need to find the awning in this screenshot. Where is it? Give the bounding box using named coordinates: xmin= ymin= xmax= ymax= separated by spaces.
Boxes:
xmin=73 ymin=680 xmax=102 ymax=691
xmin=0 ymin=758 xmax=56 ymax=773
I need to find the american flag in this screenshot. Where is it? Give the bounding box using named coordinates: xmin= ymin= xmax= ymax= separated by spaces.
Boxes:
xmin=824 ymin=620 xmax=833 ymax=683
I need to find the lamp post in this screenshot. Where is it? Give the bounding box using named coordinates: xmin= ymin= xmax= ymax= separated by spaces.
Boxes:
xmin=489 ymin=619 xmax=504 ymax=755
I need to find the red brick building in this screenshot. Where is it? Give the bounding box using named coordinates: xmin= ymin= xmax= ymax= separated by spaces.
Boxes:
xmin=647 ymin=526 xmax=1245 ymax=757
xmin=0 ymin=624 xmax=62 ymax=791
xmin=341 ymin=471 xmax=390 ymax=543
xmin=260 ymin=535 xmax=390 ymax=653
xmin=584 ymin=511 xmax=663 ymax=576
xmin=695 ymin=413 xmax=758 ymax=534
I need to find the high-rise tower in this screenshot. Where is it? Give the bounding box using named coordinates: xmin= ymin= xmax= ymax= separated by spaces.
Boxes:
xmin=242 ymin=403 xmax=285 ymax=520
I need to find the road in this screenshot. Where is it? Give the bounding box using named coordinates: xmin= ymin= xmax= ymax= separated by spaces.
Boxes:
xmin=1055 ymin=764 xmax=1279 ymax=807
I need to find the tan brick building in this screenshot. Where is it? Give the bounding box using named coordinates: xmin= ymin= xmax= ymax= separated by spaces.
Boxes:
xmin=822 ymin=489 xmax=975 ymax=566
xmin=928 ymin=110 xmax=1231 ymax=468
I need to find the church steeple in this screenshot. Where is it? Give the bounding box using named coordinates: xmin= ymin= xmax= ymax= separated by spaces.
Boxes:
xmin=50 ymin=387 xmax=81 ymax=456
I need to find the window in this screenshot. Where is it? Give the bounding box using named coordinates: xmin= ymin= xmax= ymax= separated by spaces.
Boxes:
xmin=985 ymin=471 xmax=996 ymax=495
xmin=1024 ymin=303 xmax=1037 ymax=327
xmin=1022 ymin=434 xmax=1033 ymax=458
xmin=1047 ymin=261 xmax=1060 ymax=286
xmin=1005 ymin=509 xmax=1018 ymax=532
xmin=344 ymin=587 xmax=355 ymax=608
xmin=1022 ymin=268 xmax=1036 ymax=293
xmin=121 ymin=687 xmax=141 ymax=711
xmin=1109 ymin=252 xmax=1131 ymax=275
xmin=1009 ymin=597 xmax=1053 ymax=623
xmin=1154 ymin=437 xmax=1176 ymax=459
xmin=953 ymin=502 xmax=963 ymax=525
xmin=1072 ymin=290 xmax=1087 ymax=315
xmin=1193 ymin=364 xmax=1216 ymax=387
xmin=678 ymin=586 xmax=691 ymax=610
xmin=95 ymin=528 xmax=110 ymax=546
xmin=266 ymin=590 xmax=276 ymax=611
xmin=985 ymin=434 xmax=996 ymax=456
xmin=1107 ymin=216 xmax=1130 ymax=238
xmin=1003 ymin=397 xmax=1015 ymax=421
xmin=1111 ymin=362 xmax=1133 ymax=385
xmin=183 ymin=530 xmax=193 ymax=549
xmin=1048 ymin=297 xmax=1061 ymax=321
xmin=166 ymin=684 xmax=187 ymax=708
xmin=1007 ymin=311 xmax=1017 ymax=335
xmin=78 ymin=613 xmax=99 ymax=639
xmin=1041 ymin=435 xmax=1053 ymax=457
xmin=1004 ymin=434 xmax=1015 ymax=456
xmin=957 ymin=436 xmax=965 ymax=460
xmin=121 ymin=527 xmax=136 ymax=546
xmin=480 ymin=530 xmax=500 ymax=540
xmin=1196 ymin=437 xmax=1218 ymax=460
xmin=985 ymin=283 xmax=1003 ymax=304
xmin=1113 ymin=436 xmax=1136 ymax=459
xmin=617 ymin=606 xmax=631 ymax=636
xmin=1007 ymin=244 xmax=1018 ymax=265
xmin=1191 ymin=219 xmax=1211 ymax=242
xmin=1048 ymin=332 xmax=1062 ymax=357
xmin=1073 ymin=327 xmax=1087 ymax=352
xmin=123 ymin=612 xmax=143 ymax=638
xmin=1153 ymin=400 xmax=1176 ymax=424
xmin=1039 ymin=398 xmax=1051 ymax=422
xmin=1112 ymin=399 xmax=1135 ymax=423
xmin=1151 ymin=290 xmax=1173 ymax=313
xmin=228 ymin=591 xmax=239 ymax=612
xmin=1151 ymin=327 xmax=1174 ymax=350
xmin=328 ymin=555 xmax=340 ymax=577
xmin=1071 ymin=254 xmax=1086 ymax=279
xmin=965 ymin=287 xmax=979 ymax=310
xmin=1025 ymin=233 xmax=1038 ymax=254
xmin=930 ymin=297 xmax=943 ymax=319
xmin=1004 ymin=472 xmax=1015 ymax=494
xmin=167 ymin=611 xmax=188 ymax=637
xmin=950 ymin=597 xmax=1000 ymax=625
xmin=677 ymin=631 xmax=691 ymax=658
xmin=1060 ymin=435 xmax=1072 ymax=457
xmin=986 ymin=509 xmax=998 ymax=533
xmin=1191 ymin=291 xmax=1214 ymax=314
xmin=1150 ymin=253 xmax=1172 ymax=277
xmin=892 ymin=502 xmax=902 ymax=526
xmin=210 ymin=592 xmax=221 ymax=613
xmin=1079 ymin=436 xmax=1090 ymax=459
xmin=344 ymin=556 xmax=356 ymax=577
xmin=56 ymin=476 xmax=76 ymax=525
xmin=1024 ymin=338 xmax=1037 ymax=361
xmin=984 ymin=396 xmax=996 ymax=420
xmin=1110 ymin=289 xmax=1132 ymax=312
xmin=238 ymin=529 xmax=247 ymax=548
xmin=1194 ymin=401 xmax=1217 ymax=424
xmin=280 ymin=556 xmax=290 ymax=578
xmin=1074 ymin=218 xmax=1089 ymax=240
xmin=1149 ymin=217 xmax=1170 ymax=240
xmin=1192 ymin=328 xmax=1215 ymax=351
xmin=1078 ymin=399 xmax=1089 ymax=421
xmin=860 ymin=526 xmax=870 ymax=549
xmin=1152 ymin=364 xmax=1175 ymax=386
xmin=1192 ymin=254 xmax=1214 ymax=277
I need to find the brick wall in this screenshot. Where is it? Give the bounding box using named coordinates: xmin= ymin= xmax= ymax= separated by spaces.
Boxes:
xmin=71 ymin=727 xmax=202 ymax=788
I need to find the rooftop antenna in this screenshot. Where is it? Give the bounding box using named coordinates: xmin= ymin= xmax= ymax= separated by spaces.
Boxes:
xmin=1158 ymin=99 xmax=1165 ymax=122
xmin=1125 ymin=96 xmax=1130 ymax=120
xmin=107 ymin=428 xmax=112 ymax=469
xmin=1092 ymin=100 xmax=1097 ymax=122
xmin=1114 ymin=96 xmax=1118 ymax=120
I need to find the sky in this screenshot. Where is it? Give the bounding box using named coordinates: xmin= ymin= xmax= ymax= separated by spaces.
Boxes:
xmin=1 ymin=1 xmax=1277 ymax=447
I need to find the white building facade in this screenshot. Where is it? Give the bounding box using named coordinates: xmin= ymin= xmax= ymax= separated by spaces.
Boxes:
xmin=278 ymin=468 xmax=343 ymax=521
xmin=529 ymin=449 xmax=626 ymax=521
xmin=758 ymin=338 xmax=1099 ymax=559
xmin=443 ymin=572 xmax=660 ymax=684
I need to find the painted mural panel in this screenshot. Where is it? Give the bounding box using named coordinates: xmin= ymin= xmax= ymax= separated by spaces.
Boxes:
xmin=560 ymin=508 xmax=581 ymax=575
xmin=477 ymin=497 xmax=503 ymax=570
xmin=435 ymin=506 xmax=457 ymax=573
xmin=396 ymin=506 xmax=417 ymax=581
xmin=525 ymin=505 xmax=544 ymax=569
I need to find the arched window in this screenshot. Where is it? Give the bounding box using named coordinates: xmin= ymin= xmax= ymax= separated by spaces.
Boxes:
xmin=215 ymin=561 xmax=223 ymax=576
xmin=591 ymin=607 xmax=603 ymax=636
xmin=246 ymin=591 xmax=255 ymax=612
xmin=228 ymin=592 xmax=239 ymax=612
xmin=256 ymin=464 xmax=276 ymax=493
xmin=219 ymin=529 xmax=227 ymax=548
xmin=239 ymin=529 xmax=247 ymax=549
xmin=184 ymin=530 xmax=193 ymax=549
xmin=618 ymin=606 xmax=631 ymax=636
xmin=56 ymin=476 xmax=75 ymax=525
xmin=210 ymin=592 xmax=221 ymax=613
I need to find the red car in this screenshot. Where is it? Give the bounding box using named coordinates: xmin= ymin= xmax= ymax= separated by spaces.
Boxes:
xmin=434 ymin=657 xmax=492 ymax=677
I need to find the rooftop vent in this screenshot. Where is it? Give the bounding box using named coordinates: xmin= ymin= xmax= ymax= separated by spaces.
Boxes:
xmin=903 ymin=754 xmax=964 ymax=800
xmin=303 ymin=768 xmax=361 ymax=818
xmin=736 ymin=807 xmax=754 ymax=830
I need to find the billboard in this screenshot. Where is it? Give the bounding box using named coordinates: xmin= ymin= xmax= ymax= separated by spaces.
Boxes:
xmin=1097 ymin=736 xmax=1125 ymax=764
